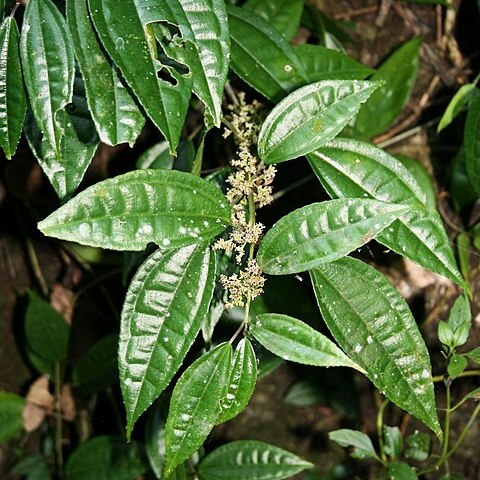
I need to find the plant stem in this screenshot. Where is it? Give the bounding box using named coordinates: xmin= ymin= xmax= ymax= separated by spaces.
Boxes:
xmin=445 ymin=401 xmax=480 ymax=461
xmin=432 ymin=369 xmax=480 ymax=383
xmin=377 ymin=398 xmax=390 ymax=463
xmin=10 ymin=0 xmax=21 ymax=17
xmin=54 ymin=362 xmax=64 ymax=479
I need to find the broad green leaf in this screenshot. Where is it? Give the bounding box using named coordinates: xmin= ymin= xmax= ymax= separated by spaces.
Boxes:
xmin=25 ymin=69 xmax=100 ymax=200
xmin=11 ymin=454 xmax=52 ymax=480
xmin=355 ymin=38 xmax=421 ymax=138
xmin=38 ymin=169 xmax=231 ymax=251
xmin=227 ymin=5 xmax=308 ymax=102
xmin=311 ymin=257 xmax=442 ymax=439
xmin=72 ymin=334 xmax=118 ymax=392
xmin=438 ymin=321 xmax=455 ymax=348
xmin=24 ymin=290 xmax=70 ymax=363
xmin=283 ymin=380 xmax=326 ymax=407
xmin=198 ymin=440 xmax=313 ymax=480
xmin=294 ymin=44 xmax=374 ymax=82
xmin=329 ymin=429 xmax=378 ymax=460
xmin=447 ymin=293 xmax=471 ymax=347
xmin=438 ymin=83 xmax=479 ymax=133
xmin=0 ymin=17 xmax=25 ymax=159
xmin=405 ymin=431 xmax=431 ymax=461
xmin=258 ymin=80 xmax=380 ymax=164
xmin=136 ymin=140 xmax=174 ymax=170
xmin=164 ymin=343 xmax=232 ymax=477
xmin=217 ymin=338 xmax=257 ymax=424
xmin=243 ymin=0 xmax=304 ymax=41
xmin=65 ymin=435 xmax=146 ymax=480
xmin=20 ymin=0 xmax=74 ymax=156
xmin=308 ymin=139 xmax=466 ymax=288
xmin=66 ymin=0 xmax=145 ymax=147
xmin=464 ymin=93 xmax=480 ymax=196
xmin=465 ymin=347 xmax=480 ymax=364
xmin=447 ymin=354 xmax=467 ymax=379
xmin=119 ymin=244 xmax=216 ymax=437
xmin=387 ymin=461 xmax=418 ymax=480
xmin=146 ymin=407 xmax=167 ymax=479
xmin=250 ymin=313 xmax=363 ymax=371
xmin=451 ymin=147 xmax=476 ymax=210
xmin=383 ymin=426 xmax=403 ymax=460
xmin=257 ymin=198 xmax=410 ymax=275
xmin=88 ymin=0 xmax=192 ymax=153
xmin=0 ymin=391 xmax=25 ymax=443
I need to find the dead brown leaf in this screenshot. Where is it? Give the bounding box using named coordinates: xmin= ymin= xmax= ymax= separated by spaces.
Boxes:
xmin=22 ymin=375 xmax=54 ymax=432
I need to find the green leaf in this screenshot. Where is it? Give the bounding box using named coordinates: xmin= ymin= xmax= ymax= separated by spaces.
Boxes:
xmin=0 ymin=391 xmax=25 ymax=443
xmin=227 ymin=5 xmax=308 ymax=102
xmin=329 ymin=429 xmax=378 ymax=460
xmin=136 ymin=140 xmax=174 ymax=170
xmin=383 ymin=426 xmax=403 ymax=460
xmin=243 ymin=0 xmax=304 ymax=41
xmin=447 ymin=293 xmax=471 ymax=347
xmin=294 ymin=44 xmax=374 ymax=82
xmin=145 ymin=406 xmax=167 ymax=479
xmin=465 ymin=93 xmax=480 ymax=197
xmin=24 ymin=69 xmax=100 ymax=200
xmin=119 ymin=243 xmax=216 ymax=437
xmin=438 ymin=321 xmax=455 ymax=348
xmin=164 ymin=343 xmax=232 ymax=477
xmin=250 ymin=313 xmax=363 ymax=371
xmin=308 ymin=139 xmax=466 ymax=288
xmin=311 ymin=257 xmax=442 ymax=439
xmin=438 ymin=84 xmax=479 ymax=133
xmin=0 ymin=17 xmax=25 ymax=159
xmin=198 ymin=440 xmax=313 ymax=480
xmin=283 ymin=379 xmax=326 ymax=407
xmin=457 ymin=232 xmax=471 ymax=283
xmin=217 ymin=338 xmax=257 ymax=424
xmin=38 ymin=169 xmax=231 ymax=251
xmin=387 ymin=461 xmax=418 ymax=480
xmin=258 ymin=80 xmax=380 ymax=164
xmin=465 ymin=347 xmax=480 ymax=364
xmin=11 ymin=454 xmax=52 ymax=480
xmin=20 ymin=0 xmax=75 ymax=156
xmin=87 ymin=0 xmax=192 ymax=153
xmin=405 ymin=431 xmax=431 ymax=462
xmin=451 ymin=147 xmax=477 ymax=210
xmin=447 ymin=354 xmax=468 ymax=379
xmin=24 ymin=290 xmax=70 ymax=362
xmin=355 ymin=38 xmax=421 ymax=138
xmin=65 ymin=435 xmax=146 ymax=480
xmin=257 ymin=198 xmax=410 ymax=275
xmin=72 ymin=334 xmax=118 ymax=393
xmin=66 ymin=0 xmax=145 ymax=147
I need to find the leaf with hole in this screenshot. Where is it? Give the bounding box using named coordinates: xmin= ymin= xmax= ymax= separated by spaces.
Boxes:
xmin=257 ymin=80 xmax=381 ymax=164
xmin=329 ymin=429 xmax=378 ymax=460
xmin=257 ymin=198 xmax=410 ymax=275
xmin=464 ymin=93 xmax=480 ymax=197
xmin=119 ymin=243 xmax=215 ymax=437
xmin=198 ymin=440 xmax=313 ymax=480
xmin=250 ymin=313 xmax=363 ymax=371
xmin=311 ymin=257 xmax=441 ymax=439
xmin=66 ymin=0 xmax=145 ymax=147
xmin=38 ymin=169 xmax=231 ymax=251
xmin=0 ymin=17 xmax=25 ymax=159
xmin=164 ymin=343 xmax=232 ymax=477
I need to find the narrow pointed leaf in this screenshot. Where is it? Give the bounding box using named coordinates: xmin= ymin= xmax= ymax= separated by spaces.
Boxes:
xmin=257 ymin=198 xmax=410 ymax=275
xmin=217 ymin=338 xmax=257 ymax=424
xmin=88 ymin=0 xmax=192 ymax=153
xmin=250 ymin=313 xmax=363 ymax=371
xmin=464 ymin=93 xmax=480 ymax=197
xmin=20 ymin=0 xmax=75 ymax=156
xmin=119 ymin=244 xmax=216 ymax=437
xmin=308 ymin=139 xmax=465 ymax=288
xmin=258 ymin=80 xmax=380 ymax=164
xmin=311 ymin=257 xmax=441 ymax=439
xmin=438 ymin=83 xmax=479 ymax=133
xmin=198 ymin=440 xmax=313 ymax=480
xmin=355 ymin=38 xmax=421 ymax=138
xmin=38 ymin=169 xmax=231 ymax=251
xmin=66 ymin=0 xmax=145 ymax=147
xmin=227 ymin=6 xmax=308 ymax=102
xmin=164 ymin=343 xmax=232 ymax=477
xmin=0 ymin=17 xmax=25 ymax=159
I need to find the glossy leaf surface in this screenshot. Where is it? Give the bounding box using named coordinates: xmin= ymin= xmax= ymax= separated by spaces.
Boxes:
xmin=311 ymin=257 xmax=441 ymax=439
xmin=257 ymin=198 xmax=409 ymax=275
xmin=355 ymin=38 xmax=421 ymax=138
xmin=258 ymin=80 xmax=380 ymax=164
xmin=228 ymin=6 xmax=308 ymax=102
xmin=88 ymin=0 xmax=192 ymax=153
xmin=251 ymin=313 xmax=362 ymax=371
xmin=67 ymin=0 xmax=145 ymax=146
xmin=329 ymin=429 xmax=378 ymax=460
xmin=217 ymin=338 xmax=257 ymax=424
xmin=119 ymin=244 xmax=216 ymax=437
xmin=309 ymin=139 xmax=465 ymax=287
xmin=464 ymin=92 xmax=480 ymax=196
xmin=20 ymin=0 xmax=74 ymax=156
xmin=0 ymin=17 xmax=25 ymax=159
xmin=198 ymin=440 xmax=313 ymax=480
xmin=164 ymin=343 xmax=232 ymax=477
xmin=65 ymin=435 xmax=146 ymax=480
xmin=294 ymin=44 xmax=374 ymax=82
xmin=0 ymin=392 xmax=25 ymax=443
xmin=38 ymin=169 xmax=231 ymax=251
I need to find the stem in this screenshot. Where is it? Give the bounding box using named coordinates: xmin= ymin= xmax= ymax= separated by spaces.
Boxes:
xmin=432 ymin=369 xmax=480 ymax=383
xmin=377 ymin=398 xmax=390 ymax=463
xmin=10 ymin=0 xmax=21 ymax=18
xmin=54 ymin=362 xmax=64 ymax=479
xmin=445 ymin=401 xmax=480 ymax=461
